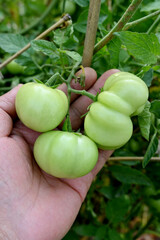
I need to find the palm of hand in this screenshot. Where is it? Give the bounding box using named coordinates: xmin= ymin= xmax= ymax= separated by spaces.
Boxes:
xmin=0 ymin=68 xmax=117 ymax=240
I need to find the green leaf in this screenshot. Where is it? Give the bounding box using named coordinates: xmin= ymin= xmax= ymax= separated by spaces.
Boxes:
xmin=95 ymin=226 xmax=107 ymax=240
xmin=74 ymin=9 xmax=107 ymax=33
xmin=105 ymin=196 xmax=130 ymax=224
xmin=0 ymin=33 xmax=30 ymax=56
xmin=108 ymin=37 xmax=121 ymax=68
xmin=115 ymin=31 xmax=160 ymax=65
xmin=138 ymin=101 xmax=151 ymax=141
xmin=150 ymin=100 xmax=160 ymax=118
xmin=73 ymin=0 xmax=89 ymax=7
xmin=31 ymin=40 xmax=57 ymax=55
xmin=62 ymin=115 xmax=72 ymax=132
xmin=74 ymin=9 xmax=88 ymax=33
xmin=60 ymin=49 xmax=82 ymax=62
xmin=108 ymin=229 xmax=123 ymax=240
xmin=33 ymin=78 xmax=43 ymax=84
xmin=98 ymin=186 xmax=115 ymax=199
xmin=141 ymin=1 xmax=160 ymax=12
xmin=73 ymin=224 xmax=95 ymax=237
xmin=54 ymin=25 xmax=74 ymax=46
xmin=142 ymin=68 xmax=153 ymax=87
xmin=143 ymin=129 xmax=159 ymax=168
xmin=109 ymin=165 xmax=152 ymax=186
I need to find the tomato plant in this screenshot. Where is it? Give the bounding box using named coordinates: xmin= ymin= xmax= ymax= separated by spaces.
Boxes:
xmin=1 ymin=0 xmax=160 ymax=237
xmin=34 ymin=131 xmax=98 ymax=178
xmin=84 ymin=72 xmax=149 ymax=150
xmin=15 ymin=82 xmax=68 ymax=132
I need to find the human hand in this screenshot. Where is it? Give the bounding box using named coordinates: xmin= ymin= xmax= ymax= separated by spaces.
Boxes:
xmin=0 ymin=68 xmax=119 ymax=240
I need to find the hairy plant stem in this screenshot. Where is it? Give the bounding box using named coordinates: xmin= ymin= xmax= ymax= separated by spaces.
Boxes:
xmin=69 ymin=88 xmax=97 ymax=102
xmin=0 ymin=14 xmax=71 ymax=70
xmin=64 ymin=61 xmax=97 ymax=131
xmin=67 ymin=61 xmax=97 ymax=101
xmin=20 ymin=0 xmax=58 ymax=35
xmin=94 ymin=0 xmax=143 ymax=53
xmin=82 ymin=0 xmax=101 ymax=67
xmin=123 ymin=10 xmax=160 ymax=31
xmin=147 ymin=14 xmax=160 ymax=34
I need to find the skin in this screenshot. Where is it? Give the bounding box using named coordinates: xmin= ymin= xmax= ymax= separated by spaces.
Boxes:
xmin=0 ymin=68 xmax=119 ymax=240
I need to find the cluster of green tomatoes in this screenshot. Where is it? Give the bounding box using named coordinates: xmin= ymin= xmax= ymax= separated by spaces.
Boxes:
xmin=15 ymin=72 xmax=148 ymax=179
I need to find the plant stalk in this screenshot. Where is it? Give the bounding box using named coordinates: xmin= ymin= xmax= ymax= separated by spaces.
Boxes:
xmin=82 ymin=0 xmax=101 ymax=67
xmin=0 ymin=14 xmax=71 ymax=70
xmin=94 ymin=0 xmax=143 ymax=53
xmin=123 ymin=10 xmax=160 ymax=31
xmin=147 ymin=14 xmax=160 ymax=34
xmin=69 ymin=88 xmax=97 ymax=102
xmin=108 ymin=156 xmax=160 ymax=161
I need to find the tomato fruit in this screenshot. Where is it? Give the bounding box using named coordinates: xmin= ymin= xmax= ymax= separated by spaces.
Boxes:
xmin=16 ymin=83 xmax=68 ymax=132
xmin=84 ymin=72 xmax=148 ymax=150
xmin=128 ymin=139 xmax=141 ymax=153
xmin=7 ymin=60 xmax=25 ymax=75
xmin=59 ymin=0 xmax=76 ymax=15
xmin=143 ymin=187 xmax=160 ymax=213
xmin=34 ymin=131 xmax=98 ymax=178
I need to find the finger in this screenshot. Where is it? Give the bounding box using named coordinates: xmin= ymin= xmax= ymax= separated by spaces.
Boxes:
xmin=58 ymin=67 xmax=97 ymax=102
xmin=0 ymin=85 xmax=22 ymax=137
xmin=0 ymin=109 xmax=13 ymax=137
xmin=69 ymin=69 xmax=120 ymax=130
xmin=0 ymin=85 xmax=22 ymax=119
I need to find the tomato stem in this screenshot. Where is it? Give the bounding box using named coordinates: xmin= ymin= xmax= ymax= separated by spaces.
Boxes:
xmin=69 ymin=88 xmax=97 ymax=102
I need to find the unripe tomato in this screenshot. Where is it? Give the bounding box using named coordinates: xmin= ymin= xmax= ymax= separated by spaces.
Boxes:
xmin=129 ymin=139 xmax=141 ymax=153
xmin=143 ymin=187 xmax=160 ymax=213
xmin=7 ymin=60 xmax=25 ymax=75
xmin=84 ymin=72 xmax=148 ymax=150
xmin=59 ymin=0 xmax=76 ymax=15
xmin=15 ymin=83 xmax=68 ymax=132
xmin=34 ymin=131 xmax=98 ymax=178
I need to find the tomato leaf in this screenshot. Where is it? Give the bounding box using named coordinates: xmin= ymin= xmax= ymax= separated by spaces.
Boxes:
xmin=31 ymin=39 xmax=57 ymax=55
xmin=138 ymin=101 xmax=151 ymax=141
xmin=60 ymin=49 xmax=82 ymax=62
xmin=73 ymin=0 xmax=89 ymax=7
xmin=142 ymin=68 xmax=153 ymax=87
xmin=108 ymin=37 xmax=121 ymax=68
xmin=54 ymin=25 xmax=74 ymax=46
xmin=0 ymin=33 xmax=31 ymax=56
xmin=115 ymin=31 xmax=160 ymax=65
xmin=141 ymin=0 xmax=160 ymax=11
xmin=150 ymin=100 xmax=160 ymax=118
xmin=62 ymin=114 xmax=72 ymax=132
xmin=109 ymin=165 xmax=152 ymax=186
xmin=143 ymin=129 xmax=159 ymax=168
xmin=73 ymin=224 xmax=96 ymax=237
xmin=105 ymin=196 xmax=130 ymax=224
xmin=108 ymin=228 xmax=123 ymax=240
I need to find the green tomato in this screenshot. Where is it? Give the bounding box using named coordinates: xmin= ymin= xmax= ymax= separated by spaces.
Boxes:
xmin=59 ymin=0 xmax=76 ymax=15
xmin=84 ymin=72 xmax=148 ymax=150
xmin=34 ymin=131 xmax=98 ymax=178
xmin=7 ymin=60 xmax=25 ymax=75
xmin=15 ymin=83 xmax=68 ymax=132
xmin=129 ymin=139 xmax=141 ymax=153
xmin=143 ymin=187 xmax=160 ymax=213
